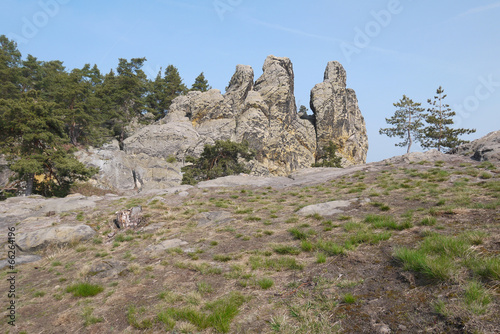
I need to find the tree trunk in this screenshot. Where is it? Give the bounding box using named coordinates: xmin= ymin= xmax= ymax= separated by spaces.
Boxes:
xmin=25 ymin=173 xmax=34 ymax=196
xmin=407 ymin=135 xmax=412 ymax=154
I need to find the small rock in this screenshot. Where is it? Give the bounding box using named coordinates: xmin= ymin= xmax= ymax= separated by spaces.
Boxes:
xmin=88 ymin=260 xmax=128 ymax=278
xmin=145 ymin=239 xmax=188 ymax=253
xmin=297 ymin=200 xmax=352 ymax=216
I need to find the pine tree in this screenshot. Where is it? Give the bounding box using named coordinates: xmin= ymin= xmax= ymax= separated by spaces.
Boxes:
xmin=164 ymin=65 xmax=187 ymax=111
xmin=190 ymin=72 xmax=211 ymax=92
xmin=145 ymin=69 xmax=168 ymax=120
xmin=0 ymin=96 xmax=96 ymax=196
xmin=58 ymin=64 xmax=107 ymax=146
xmin=181 ymin=140 xmax=255 ymax=185
xmin=379 ymin=95 xmax=425 ymax=153
xmin=0 ymin=35 xmax=22 ymax=100
xmin=421 ymin=86 xmax=476 ymax=152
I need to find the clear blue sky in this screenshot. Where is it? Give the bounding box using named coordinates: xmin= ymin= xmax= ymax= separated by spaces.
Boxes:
xmin=2 ymin=0 xmax=499 ymax=162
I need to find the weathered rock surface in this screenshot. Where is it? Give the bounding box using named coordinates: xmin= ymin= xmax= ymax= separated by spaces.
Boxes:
xmin=88 ymin=260 xmax=128 ymax=279
xmin=297 ymin=200 xmax=353 ymax=216
xmin=0 ymin=193 xmax=102 ymax=225
xmin=0 ymin=254 xmax=42 ymax=269
xmin=16 ymin=225 xmax=96 ymax=252
xmin=195 ymin=211 xmax=235 ymax=227
xmin=310 ymin=61 xmax=369 ymax=166
xmin=449 ymin=130 xmax=500 ymax=162
xmin=0 ymin=154 xmax=14 ymax=189
xmin=383 ymin=149 xmax=470 ymax=165
xmin=76 ymin=141 xmax=182 ymax=192
xmin=145 ymin=238 xmax=188 ymax=253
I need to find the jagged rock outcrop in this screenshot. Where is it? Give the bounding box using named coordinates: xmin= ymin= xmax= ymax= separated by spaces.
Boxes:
xmin=310 ymin=61 xmax=369 ymax=166
xmin=449 ymin=130 xmax=500 ymax=162
xmin=123 ymin=56 xmax=366 ymax=178
xmin=78 ymin=56 xmax=368 ymax=190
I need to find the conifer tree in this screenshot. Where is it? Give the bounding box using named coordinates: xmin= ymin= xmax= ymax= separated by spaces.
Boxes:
xmin=379 ymin=95 xmax=425 ymax=153
xmin=181 ymin=140 xmax=255 ymax=185
xmin=421 ymin=86 xmax=476 ymax=152
xmin=0 ymin=96 xmax=96 ymax=196
xmin=0 ymin=35 xmax=21 ymax=99
xmin=190 ymin=72 xmax=211 ymax=92
xmin=164 ymin=65 xmax=187 ymax=111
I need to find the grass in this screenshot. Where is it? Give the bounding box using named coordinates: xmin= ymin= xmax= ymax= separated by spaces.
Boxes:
xmin=127 ymin=306 xmax=153 ymax=329
xmin=347 ymin=230 xmax=392 ymax=246
xmin=316 ymin=253 xmax=327 ymax=263
xmin=66 ymin=282 xmax=104 ymax=297
xmin=197 ymin=282 xmax=213 ymax=295
xmin=314 ymin=239 xmax=345 ymax=256
xmin=273 ymin=244 xmax=301 ymax=255
xmin=419 ymin=216 xmax=437 ymax=226
xmin=464 ymin=281 xmax=492 ymax=315
xmin=213 ymin=254 xmax=232 ymax=262
xmin=364 ymin=214 xmax=413 ymax=230
xmin=394 ymin=232 xmax=497 ymax=281
xmin=161 ymin=292 xmax=247 ymax=333
xmin=82 ymin=306 xmax=104 ymax=326
xmin=256 ymin=277 xmax=274 ymax=289
xmin=288 ymin=227 xmax=309 ymax=240
xmin=341 ymin=293 xmax=357 ymax=304
xmin=249 ymin=256 xmax=304 ymax=271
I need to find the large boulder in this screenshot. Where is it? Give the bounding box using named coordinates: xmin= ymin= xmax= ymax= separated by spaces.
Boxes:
xmin=76 ymin=141 xmax=182 ymax=192
xmin=16 ymin=224 xmax=96 ymax=252
xmin=449 ymin=130 xmax=500 ymax=162
xmin=310 ymin=61 xmax=369 ymax=166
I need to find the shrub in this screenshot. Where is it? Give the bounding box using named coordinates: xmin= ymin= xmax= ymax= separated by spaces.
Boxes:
xmin=181 ymin=140 xmax=255 ymax=185
xmin=312 ymin=141 xmax=342 ymax=168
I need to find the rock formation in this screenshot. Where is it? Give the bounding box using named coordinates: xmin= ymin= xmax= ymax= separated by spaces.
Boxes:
xmin=449 ymin=130 xmax=500 ymax=162
xmin=80 ymin=56 xmax=368 ymax=191
xmin=310 ymin=61 xmax=368 ymax=166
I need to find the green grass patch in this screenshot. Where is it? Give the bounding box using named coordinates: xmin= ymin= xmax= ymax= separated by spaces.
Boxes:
xmin=213 ymin=254 xmax=232 ymax=262
xmin=249 ymin=256 xmax=303 ymax=271
xmin=162 ymin=292 xmax=247 ymax=333
xmin=256 ymin=277 xmax=274 ymax=289
xmin=314 ymin=239 xmax=345 ymax=256
xmin=273 ymin=245 xmax=301 ymax=255
xmin=364 ymin=214 xmax=412 ymax=230
xmin=66 ymin=282 xmax=104 ymax=297
xmin=464 ymin=281 xmax=492 ymax=315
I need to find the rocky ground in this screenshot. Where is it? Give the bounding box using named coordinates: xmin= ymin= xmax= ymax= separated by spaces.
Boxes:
xmin=0 ymin=150 xmax=499 ymax=333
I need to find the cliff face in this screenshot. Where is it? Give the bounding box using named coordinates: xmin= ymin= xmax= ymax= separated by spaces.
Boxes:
xmin=123 ymin=55 xmax=368 ymax=177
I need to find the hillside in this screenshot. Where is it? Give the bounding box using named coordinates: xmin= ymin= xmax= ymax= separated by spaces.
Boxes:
xmin=1 ymin=150 xmax=499 ymax=333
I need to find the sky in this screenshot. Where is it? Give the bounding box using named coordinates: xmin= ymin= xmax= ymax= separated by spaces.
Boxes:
xmin=1 ymin=0 xmax=499 ymax=162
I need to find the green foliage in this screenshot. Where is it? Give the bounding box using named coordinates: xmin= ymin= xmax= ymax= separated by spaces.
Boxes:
xmin=182 ymin=140 xmax=255 ymax=185
xmin=421 ymin=86 xmax=476 ymax=152
xmin=0 ymin=96 xmax=97 ymax=196
xmin=312 ymin=141 xmax=342 ymax=168
xmin=191 ymin=72 xmax=211 ymax=92
xmin=379 ymin=95 xmax=425 ymax=153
